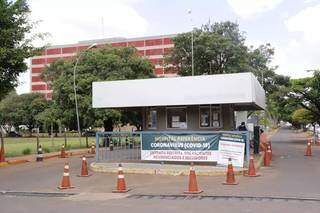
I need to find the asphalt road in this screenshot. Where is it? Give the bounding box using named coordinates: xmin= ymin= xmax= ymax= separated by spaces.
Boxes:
xmin=1 ymin=128 xmax=320 ymax=212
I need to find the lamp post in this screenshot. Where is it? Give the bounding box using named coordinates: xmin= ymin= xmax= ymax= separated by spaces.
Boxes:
xmin=187 ymin=9 xmax=194 ymax=76
xmin=73 ymin=43 xmax=97 ymax=145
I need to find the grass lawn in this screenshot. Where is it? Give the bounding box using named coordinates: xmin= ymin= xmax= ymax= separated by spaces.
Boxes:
xmin=2 ymin=137 xmax=96 ymax=158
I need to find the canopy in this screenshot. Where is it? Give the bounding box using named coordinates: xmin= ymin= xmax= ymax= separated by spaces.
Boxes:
xmin=92 ymin=72 xmax=265 ymax=110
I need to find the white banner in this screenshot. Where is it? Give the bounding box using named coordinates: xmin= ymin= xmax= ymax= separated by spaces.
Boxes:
xmin=217 ymin=140 xmax=245 ymax=167
xmin=141 ymin=150 xmax=219 ymax=162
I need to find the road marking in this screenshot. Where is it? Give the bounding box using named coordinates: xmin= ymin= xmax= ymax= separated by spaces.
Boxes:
xmin=126 ymin=194 xmax=320 ymax=203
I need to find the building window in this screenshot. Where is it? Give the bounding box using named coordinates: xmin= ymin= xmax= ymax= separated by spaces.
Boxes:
xmin=211 ymin=105 xmax=221 ymax=128
xmin=200 ymin=106 xmax=210 ymax=127
xmin=199 ymin=105 xmax=222 ymax=128
xmin=166 ymin=107 xmax=187 ymax=129
xmin=147 ymin=108 xmax=157 ymax=129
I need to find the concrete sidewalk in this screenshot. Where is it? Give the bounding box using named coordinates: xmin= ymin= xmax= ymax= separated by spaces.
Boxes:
xmin=91 ymin=153 xmax=264 ymax=176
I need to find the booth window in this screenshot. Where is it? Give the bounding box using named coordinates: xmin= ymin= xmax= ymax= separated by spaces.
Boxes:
xmin=147 ymin=108 xmax=157 ymax=129
xmin=166 ymin=107 xmax=187 ymax=129
xmin=211 ymin=105 xmax=221 ymax=128
xmin=200 ymin=106 xmax=210 ymax=127
xmin=199 ymin=105 xmax=222 ymax=128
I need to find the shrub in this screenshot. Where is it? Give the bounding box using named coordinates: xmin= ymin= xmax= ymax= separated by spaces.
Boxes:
xmin=66 ymin=145 xmax=71 ymax=150
xmin=22 ymin=148 xmax=31 ymax=155
xmin=43 ymin=147 xmax=50 ymax=153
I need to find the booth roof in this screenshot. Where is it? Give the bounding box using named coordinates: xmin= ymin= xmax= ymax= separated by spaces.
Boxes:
xmin=92 ymin=72 xmax=265 ymax=110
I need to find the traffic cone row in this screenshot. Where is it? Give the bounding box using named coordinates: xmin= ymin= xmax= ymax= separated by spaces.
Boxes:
xmin=57 ymin=144 xmax=275 ymax=193
xmin=57 ymin=158 xmax=132 ymax=193
xmin=305 ymin=140 xmax=312 ymax=156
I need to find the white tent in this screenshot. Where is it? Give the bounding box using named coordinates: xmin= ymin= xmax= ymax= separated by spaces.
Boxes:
xmin=92 ymin=72 xmax=265 ymax=110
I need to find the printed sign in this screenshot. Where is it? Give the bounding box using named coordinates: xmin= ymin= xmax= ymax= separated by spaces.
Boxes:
xmin=141 ymin=132 xmax=247 ymax=167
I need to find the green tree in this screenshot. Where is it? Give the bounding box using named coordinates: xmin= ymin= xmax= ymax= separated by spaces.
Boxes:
xmin=166 ymin=21 xmax=248 ymax=76
xmin=292 ymin=108 xmax=315 ymax=128
xmin=0 ymin=0 xmax=40 ymax=100
xmin=0 ymin=93 xmax=47 ymax=135
xmin=35 ymin=103 xmax=61 ymax=134
xmin=41 ymin=45 xmax=154 ymax=131
xmin=288 ymin=70 xmax=320 ymax=124
xmin=166 ymin=21 xmax=288 ymax=95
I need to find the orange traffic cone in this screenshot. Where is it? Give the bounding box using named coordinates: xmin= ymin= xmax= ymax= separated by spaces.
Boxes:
xmin=305 ymin=140 xmax=312 ymax=156
xmin=58 ymin=163 xmax=74 ymax=190
xmin=223 ymin=158 xmax=238 ymax=185
xmin=112 ymin=163 xmax=130 ymax=193
xmin=0 ymin=137 xmax=5 ymax=163
xmin=268 ymin=142 xmax=273 ymax=160
xmin=60 ymin=144 xmax=67 ymax=158
xmin=244 ymin=155 xmax=260 ymax=177
xmin=264 ymin=146 xmax=271 ymax=167
xmin=90 ymin=143 xmax=95 ymax=155
xmin=78 ymin=156 xmax=92 ymax=177
xmin=184 ymin=162 xmax=203 ymax=194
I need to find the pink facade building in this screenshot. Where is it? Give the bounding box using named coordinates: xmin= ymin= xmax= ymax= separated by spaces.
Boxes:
xmin=30 ymin=34 xmax=177 ymax=100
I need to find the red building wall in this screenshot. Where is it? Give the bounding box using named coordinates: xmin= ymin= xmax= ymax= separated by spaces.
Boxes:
xmin=30 ymin=35 xmax=176 ymax=100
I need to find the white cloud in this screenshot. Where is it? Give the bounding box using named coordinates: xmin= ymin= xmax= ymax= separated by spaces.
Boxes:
xmin=227 ymin=0 xmax=283 ymax=19
xmin=17 ymin=0 xmax=147 ymax=94
xmin=286 ymin=4 xmax=320 ymax=43
xmin=28 ymin=0 xmax=148 ymax=46
xmin=276 ymin=4 xmax=320 ymax=78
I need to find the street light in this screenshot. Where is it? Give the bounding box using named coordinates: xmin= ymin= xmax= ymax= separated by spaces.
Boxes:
xmin=187 ymin=9 xmax=194 ymax=76
xmin=73 ymin=43 xmax=97 ymax=145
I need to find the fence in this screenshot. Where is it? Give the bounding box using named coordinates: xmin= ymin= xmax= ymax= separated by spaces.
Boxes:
xmin=95 ymin=132 xmax=142 ymax=162
xmin=95 ymin=131 xmax=250 ymax=166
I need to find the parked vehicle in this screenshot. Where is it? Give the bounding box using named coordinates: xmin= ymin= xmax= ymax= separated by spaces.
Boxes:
xmin=7 ymin=131 xmax=22 ymax=137
xmin=81 ymin=131 xmax=96 ymax=137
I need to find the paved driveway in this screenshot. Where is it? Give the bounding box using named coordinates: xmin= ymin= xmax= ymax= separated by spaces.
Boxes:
xmin=1 ymin=128 xmax=320 ymax=212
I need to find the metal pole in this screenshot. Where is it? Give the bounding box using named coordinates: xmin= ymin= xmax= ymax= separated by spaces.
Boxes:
xmin=36 ymin=127 xmax=40 ymax=152
xmin=64 ymin=128 xmax=67 ymax=147
xmin=95 ymin=133 xmax=99 ymax=162
xmin=187 ymin=9 xmax=194 ymax=76
xmin=73 ymin=43 xmax=97 ymax=147
xmin=73 ymin=57 xmax=82 ymax=146
xmin=191 ymin=28 xmax=194 ymax=76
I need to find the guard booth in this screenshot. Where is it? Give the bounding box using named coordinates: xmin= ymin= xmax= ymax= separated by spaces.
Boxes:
xmin=92 ymin=72 xmax=265 ymax=167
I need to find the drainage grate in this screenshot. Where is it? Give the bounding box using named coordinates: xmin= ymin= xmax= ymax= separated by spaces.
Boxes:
xmin=127 ymin=194 xmax=320 ymax=203
xmin=0 ymin=191 xmax=77 ymax=198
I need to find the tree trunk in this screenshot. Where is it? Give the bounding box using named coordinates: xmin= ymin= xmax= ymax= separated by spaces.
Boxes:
xmin=103 ymin=118 xmax=114 ymax=132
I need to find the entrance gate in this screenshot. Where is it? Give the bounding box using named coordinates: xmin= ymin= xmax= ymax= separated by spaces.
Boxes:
xmin=95 ymin=131 xmax=250 ymax=166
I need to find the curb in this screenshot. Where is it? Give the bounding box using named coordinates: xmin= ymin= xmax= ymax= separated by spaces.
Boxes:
xmin=90 ymin=163 xmax=245 ymax=177
xmin=0 ymin=149 xmax=92 ymax=168
xmin=7 ymin=159 xmax=30 ymax=165
xmin=0 ymin=162 xmax=9 ymax=167
xmin=0 ymin=160 xmax=30 ymax=168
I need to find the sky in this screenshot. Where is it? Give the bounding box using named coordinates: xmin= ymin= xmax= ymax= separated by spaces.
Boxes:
xmin=17 ymin=0 xmax=320 ymax=94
